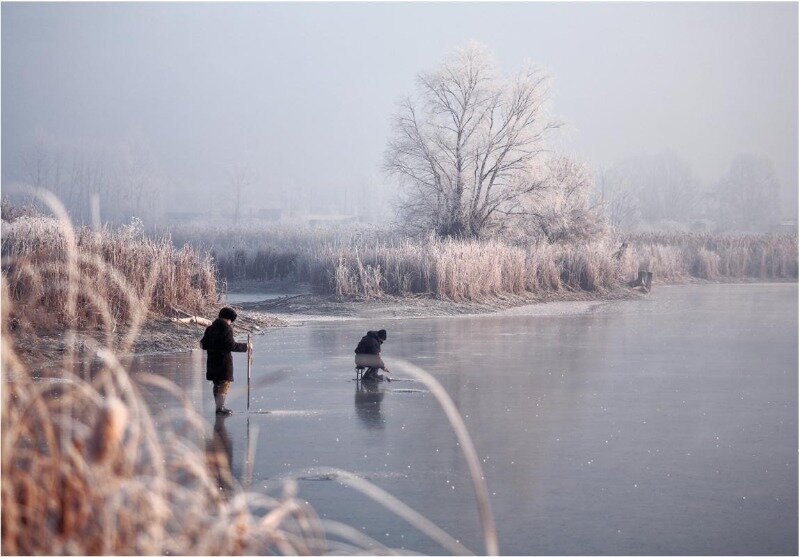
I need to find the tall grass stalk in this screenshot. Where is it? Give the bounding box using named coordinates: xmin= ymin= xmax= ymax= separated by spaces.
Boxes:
xmin=2 ymin=195 xmax=500 ymax=555
xmin=1 ymin=193 xmax=323 ymax=554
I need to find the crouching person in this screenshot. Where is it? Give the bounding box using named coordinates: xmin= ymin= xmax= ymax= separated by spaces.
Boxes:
xmin=354 ymin=329 xmax=390 ymax=381
xmin=201 ymin=307 xmax=250 ymax=415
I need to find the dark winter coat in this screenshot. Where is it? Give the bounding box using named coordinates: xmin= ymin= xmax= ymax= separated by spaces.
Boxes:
xmin=355 ymin=330 xmax=383 ymax=355
xmin=354 ymin=330 xmax=384 ymax=369
xmin=200 ymin=318 xmax=248 ymax=382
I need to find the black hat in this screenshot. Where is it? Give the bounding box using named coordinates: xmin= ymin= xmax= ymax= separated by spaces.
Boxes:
xmin=219 ymin=307 xmax=237 ymax=321
xmin=377 ymin=329 xmax=387 ymax=340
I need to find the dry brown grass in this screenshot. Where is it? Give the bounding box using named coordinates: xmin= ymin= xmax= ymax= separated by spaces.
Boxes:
xmin=309 ymin=238 xmax=622 ymax=300
xmin=620 ymin=232 xmax=798 ymax=281
xmin=170 ymin=224 xmax=797 ymax=301
xmin=170 ymin=223 xmax=626 ymax=300
xmin=3 ymin=211 xmax=218 ymax=332
xmin=2 ymin=195 xmax=500 ymax=555
xmin=1 ymin=324 xmax=332 ymax=555
xmin=1 ymin=195 xmax=326 ymax=555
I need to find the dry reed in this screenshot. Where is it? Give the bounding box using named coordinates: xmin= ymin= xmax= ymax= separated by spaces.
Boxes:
xmin=170 ymin=222 xmax=797 ymax=300
xmin=1 ymin=193 xmax=327 ymax=555
xmin=3 ymin=212 xmax=218 ymax=331
xmin=620 ymin=232 xmax=798 ymax=281
xmin=2 ymin=194 xmax=499 ymax=555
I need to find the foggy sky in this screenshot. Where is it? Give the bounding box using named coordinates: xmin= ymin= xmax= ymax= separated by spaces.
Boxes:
xmin=2 ymin=2 xmax=797 ymax=215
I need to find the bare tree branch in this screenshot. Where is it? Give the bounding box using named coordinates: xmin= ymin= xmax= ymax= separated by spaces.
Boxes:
xmin=385 ymin=43 xmax=559 ymax=238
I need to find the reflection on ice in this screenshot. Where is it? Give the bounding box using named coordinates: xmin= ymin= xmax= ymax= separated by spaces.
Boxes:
xmin=354 ymin=381 xmax=385 ymax=429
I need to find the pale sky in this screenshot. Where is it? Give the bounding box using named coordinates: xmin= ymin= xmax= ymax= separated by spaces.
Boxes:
xmin=2 ymin=2 xmax=797 ymax=212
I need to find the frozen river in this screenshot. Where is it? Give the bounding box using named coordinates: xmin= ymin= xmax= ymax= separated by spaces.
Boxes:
xmin=134 ymin=283 xmax=798 ymax=555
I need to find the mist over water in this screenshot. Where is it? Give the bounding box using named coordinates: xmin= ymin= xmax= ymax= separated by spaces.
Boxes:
xmin=2 ymin=3 xmax=797 ymax=226
xmin=133 ymin=283 xmax=797 ymax=555
xmin=3 ymin=6 xmax=797 ymax=552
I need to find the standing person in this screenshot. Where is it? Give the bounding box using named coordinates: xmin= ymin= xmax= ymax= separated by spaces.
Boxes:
xmin=354 ymin=329 xmax=390 ymax=381
xmin=201 ymin=307 xmax=250 ymax=415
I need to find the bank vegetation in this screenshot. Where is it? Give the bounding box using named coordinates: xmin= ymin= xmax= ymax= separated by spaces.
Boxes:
xmin=2 ymin=205 xmax=218 ymax=333
xmin=171 ymin=222 xmax=798 ymax=300
xmin=0 ymin=230 xmax=497 ymax=555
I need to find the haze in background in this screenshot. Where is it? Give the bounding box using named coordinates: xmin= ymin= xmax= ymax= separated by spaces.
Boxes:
xmin=2 ymin=2 xmax=797 ymax=222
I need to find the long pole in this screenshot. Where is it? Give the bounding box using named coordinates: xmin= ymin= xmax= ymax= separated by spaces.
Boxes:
xmin=244 ymin=334 xmax=252 ymax=488
xmin=247 ymin=333 xmax=252 ymax=413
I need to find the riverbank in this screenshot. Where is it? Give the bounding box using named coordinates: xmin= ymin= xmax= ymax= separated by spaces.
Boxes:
xmin=13 ymin=276 xmax=798 ymax=370
xmin=5 ymin=211 xmax=795 ymax=369
xmin=12 ymin=286 xmax=640 ymax=369
xmin=172 ymin=224 xmax=798 ymax=298
xmin=228 ymin=275 xmax=797 ymax=324
xmin=238 ymin=286 xmax=640 ymax=323
xmin=11 ymin=309 xmax=288 ymax=370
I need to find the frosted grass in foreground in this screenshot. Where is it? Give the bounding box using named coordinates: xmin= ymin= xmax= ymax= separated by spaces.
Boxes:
xmin=1 ymin=192 xmax=498 ymax=555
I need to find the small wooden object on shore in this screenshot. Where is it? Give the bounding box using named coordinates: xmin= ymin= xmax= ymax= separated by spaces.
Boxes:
xmin=170 ymin=306 xmax=213 ymax=326
xmin=628 ymin=270 xmax=653 ymax=293
xmin=170 ymin=315 xmax=213 ymax=326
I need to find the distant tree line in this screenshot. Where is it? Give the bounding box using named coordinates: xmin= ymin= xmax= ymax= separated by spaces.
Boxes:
xmin=385 ymin=43 xmax=791 ymax=239
xmin=5 ymin=43 xmax=790 ymax=238
xmin=6 ymin=137 xmax=164 ymax=226
xmin=595 ymin=151 xmax=787 ymax=233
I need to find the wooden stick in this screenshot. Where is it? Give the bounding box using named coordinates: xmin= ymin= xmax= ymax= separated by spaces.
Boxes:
xmin=170 ymin=316 xmax=213 ymax=326
xmin=247 ymin=333 xmax=252 ymax=413
xmin=244 ymin=416 xmax=252 ymax=488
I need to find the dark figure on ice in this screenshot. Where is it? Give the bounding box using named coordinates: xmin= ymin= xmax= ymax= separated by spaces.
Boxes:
xmin=354 ymin=329 xmax=390 ymax=381
xmin=200 ymin=307 xmax=250 ymax=415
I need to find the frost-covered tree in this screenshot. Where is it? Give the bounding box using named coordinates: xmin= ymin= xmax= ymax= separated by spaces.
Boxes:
xmin=714 ymin=154 xmax=781 ymax=232
xmin=511 ymin=155 xmax=606 ymax=243
xmin=385 ymin=43 xmax=559 ymax=238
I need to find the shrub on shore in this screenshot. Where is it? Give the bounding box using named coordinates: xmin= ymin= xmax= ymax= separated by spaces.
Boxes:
xmin=170 ymin=222 xmax=797 ymax=300
xmin=621 ymin=232 xmax=798 ymax=281
xmin=309 ymin=238 xmax=622 ymax=300
xmin=2 ymin=213 xmax=218 ymax=330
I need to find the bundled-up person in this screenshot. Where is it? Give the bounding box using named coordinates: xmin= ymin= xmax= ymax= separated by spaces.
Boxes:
xmin=201 ymin=307 xmax=250 ymax=415
xmin=354 ymin=329 xmax=390 ymax=381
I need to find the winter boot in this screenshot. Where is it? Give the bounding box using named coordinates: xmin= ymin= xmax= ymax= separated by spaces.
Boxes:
xmin=214 ymin=391 xmax=232 ymax=415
